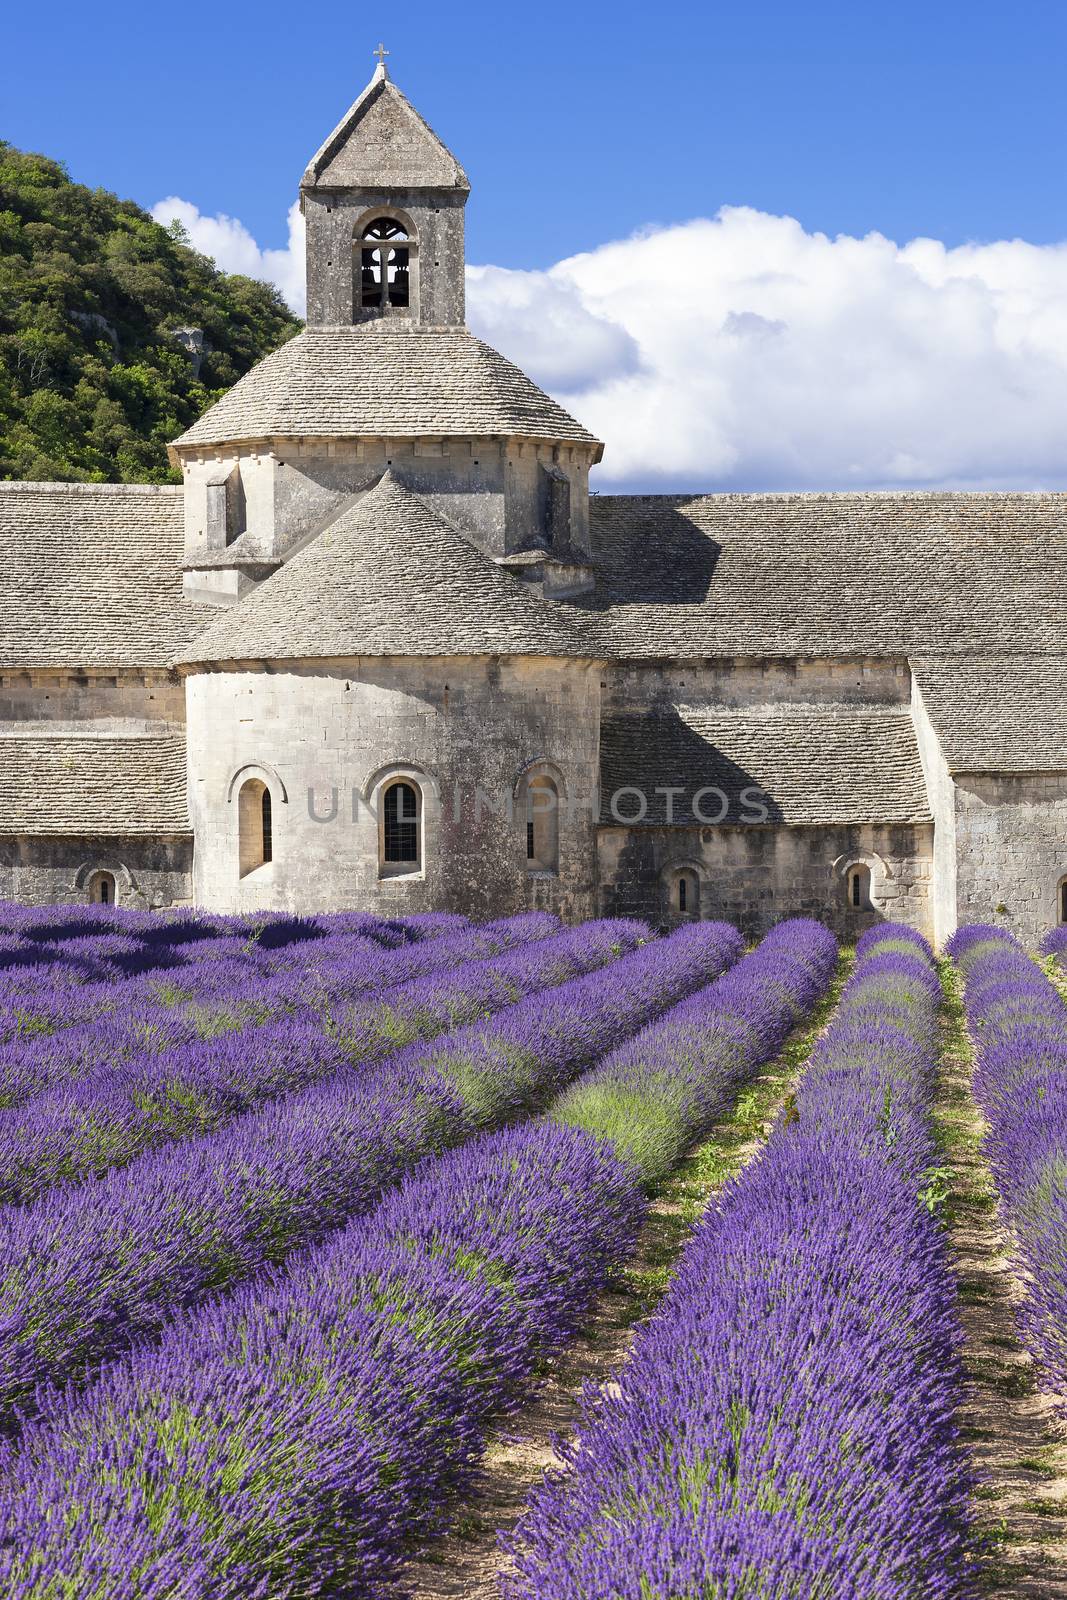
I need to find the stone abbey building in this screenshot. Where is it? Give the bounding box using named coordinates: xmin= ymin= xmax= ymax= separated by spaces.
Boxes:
xmin=2 ymin=62 xmax=1066 ymax=944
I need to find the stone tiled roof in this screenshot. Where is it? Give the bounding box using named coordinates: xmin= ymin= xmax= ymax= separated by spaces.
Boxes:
xmin=587 ymin=492 xmax=1067 ymax=657
xmin=0 ymin=732 xmax=190 ymax=834
xmin=171 ymin=326 xmax=602 ymax=454
xmin=600 ymin=707 xmax=931 ymax=826
xmin=174 ymin=473 xmax=595 ymax=665
xmin=0 ymin=484 xmax=207 ymax=669
xmin=912 ymin=656 xmax=1067 ymax=773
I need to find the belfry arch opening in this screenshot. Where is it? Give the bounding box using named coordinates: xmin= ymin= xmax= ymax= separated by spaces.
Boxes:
xmin=356 ymin=216 xmax=414 ymax=316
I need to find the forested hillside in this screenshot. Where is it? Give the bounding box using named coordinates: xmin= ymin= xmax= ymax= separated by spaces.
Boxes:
xmin=0 ymin=142 xmax=302 ymax=483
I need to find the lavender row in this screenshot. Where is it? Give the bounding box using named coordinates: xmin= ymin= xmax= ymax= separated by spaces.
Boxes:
xmin=506 ymin=925 xmax=973 ymax=1600
xmin=0 ymin=906 xmax=469 ymax=1040
xmin=952 ymin=924 xmax=1067 ymax=1395
xmin=0 ymin=919 xmax=739 ymax=1431
xmin=0 ymin=922 xmax=835 ymax=1597
xmin=0 ymin=919 xmax=648 ymax=1205
xmin=0 ymin=911 xmax=562 ymax=1100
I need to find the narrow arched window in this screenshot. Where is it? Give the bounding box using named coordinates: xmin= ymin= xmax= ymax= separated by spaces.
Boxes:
xmin=677 ymin=870 xmax=699 ymax=917
xmin=848 ymin=864 xmax=872 ymax=911
xmin=357 ymin=217 xmax=412 ymax=312
xmin=1059 ymin=877 xmax=1067 ymax=924
xmin=238 ymin=779 xmax=272 ymax=877
xmin=526 ymin=776 xmax=560 ymax=874
xmin=87 ymin=870 xmax=116 ymax=906
xmin=381 ymin=780 xmax=421 ymax=874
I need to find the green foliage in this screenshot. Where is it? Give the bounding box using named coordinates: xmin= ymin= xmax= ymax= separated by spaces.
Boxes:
xmin=0 ymin=142 xmax=302 ymax=483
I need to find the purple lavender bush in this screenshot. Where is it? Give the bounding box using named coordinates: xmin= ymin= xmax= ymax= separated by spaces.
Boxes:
xmin=0 ymin=919 xmax=648 ymax=1203
xmin=951 ymin=923 xmax=1067 ymax=1395
xmin=0 ymin=920 xmax=738 ymax=1428
xmin=0 ymin=923 xmax=833 ymax=1598
xmin=506 ymin=925 xmax=974 ymax=1600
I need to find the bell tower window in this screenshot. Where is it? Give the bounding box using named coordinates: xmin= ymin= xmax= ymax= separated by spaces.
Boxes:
xmin=356 ymin=217 xmax=414 ymax=317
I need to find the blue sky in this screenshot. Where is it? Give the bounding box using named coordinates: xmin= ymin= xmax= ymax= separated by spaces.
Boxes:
xmin=7 ymin=0 xmax=1067 ymax=268
xmin=7 ymin=0 xmax=1067 ymax=491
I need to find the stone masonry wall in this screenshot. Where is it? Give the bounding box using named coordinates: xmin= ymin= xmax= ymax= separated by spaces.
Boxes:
xmin=953 ymin=773 xmax=1067 ymax=944
xmin=597 ymin=821 xmax=934 ymax=939
xmin=183 ymin=655 xmax=601 ymax=920
xmin=0 ymin=836 xmax=192 ymax=909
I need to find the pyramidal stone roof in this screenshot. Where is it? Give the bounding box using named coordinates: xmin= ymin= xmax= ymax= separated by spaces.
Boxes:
xmin=174 ymin=473 xmax=596 ymax=665
xmin=171 ymin=325 xmax=602 ymax=455
xmin=302 ymin=64 xmax=469 ymax=193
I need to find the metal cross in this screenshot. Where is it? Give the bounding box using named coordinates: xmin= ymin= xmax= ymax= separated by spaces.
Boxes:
xmin=373 ymin=42 xmax=389 ymax=67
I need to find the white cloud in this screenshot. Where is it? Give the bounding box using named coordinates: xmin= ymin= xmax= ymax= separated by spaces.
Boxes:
xmin=151 ymin=197 xmax=307 ymax=317
xmin=151 ymin=193 xmax=1067 ymax=490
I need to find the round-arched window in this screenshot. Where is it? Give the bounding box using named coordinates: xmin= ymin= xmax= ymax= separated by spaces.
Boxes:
xmin=526 ymin=775 xmax=560 ymax=874
xmin=238 ymin=779 xmax=273 ymax=878
xmin=357 ymin=217 xmax=412 ymax=312
xmin=847 ymin=863 xmax=872 ymax=911
xmin=677 ymin=869 xmax=699 ymax=917
xmin=87 ymin=870 xmax=117 ymax=906
xmin=381 ymin=780 xmax=422 ymax=874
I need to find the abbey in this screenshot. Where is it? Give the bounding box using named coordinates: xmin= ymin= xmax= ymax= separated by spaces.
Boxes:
xmin=2 ymin=62 xmax=1066 ymax=943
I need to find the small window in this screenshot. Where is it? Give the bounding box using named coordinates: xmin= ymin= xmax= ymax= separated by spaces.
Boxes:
xmin=238 ymin=779 xmax=273 ymax=877
xmin=677 ymin=869 xmax=699 ymax=917
xmin=381 ymin=780 xmax=421 ymax=874
xmin=87 ymin=871 xmax=116 ymax=906
xmin=526 ymin=776 xmax=560 ymax=874
xmin=848 ymin=864 xmax=872 ymax=911
xmin=1059 ymin=877 xmax=1067 ymax=924
xmin=357 ymin=217 xmax=412 ymax=312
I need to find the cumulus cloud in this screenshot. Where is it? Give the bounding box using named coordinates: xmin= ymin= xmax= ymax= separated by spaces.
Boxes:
xmin=151 ymin=197 xmax=307 ymax=317
xmin=151 ymin=193 xmax=1067 ymax=490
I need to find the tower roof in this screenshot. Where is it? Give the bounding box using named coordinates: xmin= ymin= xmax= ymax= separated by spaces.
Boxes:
xmin=302 ymin=64 xmax=469 ymax=193
xmin=170 ymin=325 xmax=602 ymax=455
xmin=174 ymin=473 xmax=595 ymax=665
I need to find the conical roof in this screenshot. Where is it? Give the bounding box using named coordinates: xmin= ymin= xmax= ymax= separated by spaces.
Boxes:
xmin=302 ymin=64 xmax=469 ymax=192
xmin=175 ymin=474 xmax=598 ymax=665
xmin=171 ymin=325 xmax=602 ymax=455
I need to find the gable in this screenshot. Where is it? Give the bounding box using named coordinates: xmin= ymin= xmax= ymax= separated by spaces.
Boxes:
xmin=303 ymin=75 xmax=468 ymax=192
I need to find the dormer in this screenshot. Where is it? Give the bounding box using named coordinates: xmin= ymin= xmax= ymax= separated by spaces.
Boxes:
xmin=300 ymin=61 xmax=470 ymax=328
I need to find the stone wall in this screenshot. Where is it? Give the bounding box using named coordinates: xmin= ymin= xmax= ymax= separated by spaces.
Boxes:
xmin=911 ymin=677 xmax=958 ymax=945
xmin=0 ymin=836 xmax=192 ymax=908
xmin=183 ymin=655 xmax=601 ymax=919
xmin=597 ymin=820 xmax=934 ymax=938
xmin=603 ymin=656 xmax=912 ymax=714
xmin=953 ymin=772 xmax=1067 ymax=944
xmin=0 ymin=669 xmax=185 ymax=727
xmin=303 ymin=188 xmax=466 ymax=328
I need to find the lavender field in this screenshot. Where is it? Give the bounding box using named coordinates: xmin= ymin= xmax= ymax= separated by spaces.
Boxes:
xmin=0 ymin=904 xmax=1065 ymax=1597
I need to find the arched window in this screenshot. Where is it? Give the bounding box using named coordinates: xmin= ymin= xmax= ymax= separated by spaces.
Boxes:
xmin=1059 ymin=876 xmax=1067 ymax=925
xmin=677 ymin=869 xmax=699 ymax=917
xmin=238 ymin=779 xmax=273 ymax=877
xmin=847 ymin=863 xmax=872 ymax=911
xmin=87 ymin=870 xmax=117 ymax=906
xmin=526 ymin=776 xmax=560 ymax=874
xmin=357 ymin=217 xmax=412 ymax=312
xmin=381 ymin=780 xmax=421 ymax=875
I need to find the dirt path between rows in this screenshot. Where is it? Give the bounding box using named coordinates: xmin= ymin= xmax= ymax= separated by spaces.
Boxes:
xmin=403 ymin=959 xmax=850 ymax=1599
xmin=936 ymin=960 xmax=1067 ymax=1597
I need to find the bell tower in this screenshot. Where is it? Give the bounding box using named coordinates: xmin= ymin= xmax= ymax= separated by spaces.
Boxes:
xmin=300 ymin=52 xmax=470 ymax=327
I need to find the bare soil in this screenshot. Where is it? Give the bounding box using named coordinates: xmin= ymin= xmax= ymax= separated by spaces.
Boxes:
xmin=935 ymin=962 xmax=1067 ymax=1597
xmin=403 ymin=963 xmax=849 ymax=1600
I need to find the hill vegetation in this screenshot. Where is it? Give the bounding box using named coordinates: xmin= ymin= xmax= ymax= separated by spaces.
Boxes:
xmin=0 ymin=142 xmax=302 ymax=483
